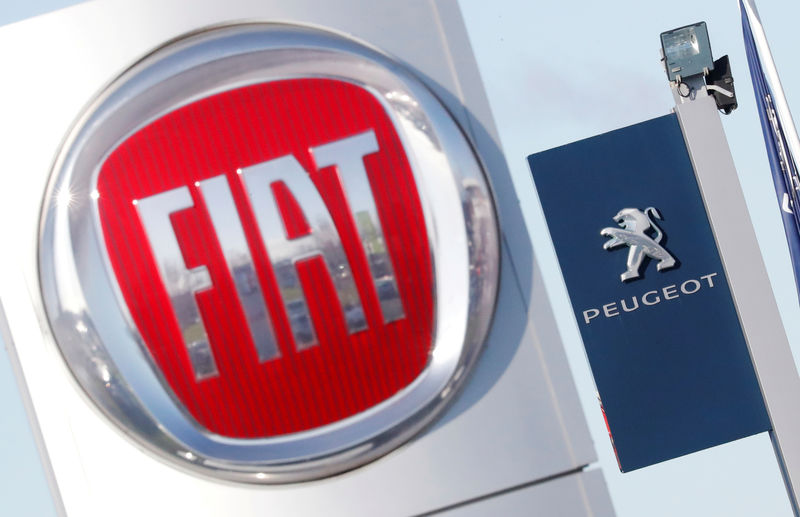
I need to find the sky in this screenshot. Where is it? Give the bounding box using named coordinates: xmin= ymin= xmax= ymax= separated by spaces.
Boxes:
xmin=1 ymin=0 xmax=800 ymax=516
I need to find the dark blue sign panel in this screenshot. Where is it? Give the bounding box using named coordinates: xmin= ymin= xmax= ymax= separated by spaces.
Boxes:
xmin=528 ymin=114 xmax=770 ymax=472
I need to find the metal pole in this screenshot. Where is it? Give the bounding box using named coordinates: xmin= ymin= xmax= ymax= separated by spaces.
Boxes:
xmin=673 ymin=87 xmax=800 ymax=516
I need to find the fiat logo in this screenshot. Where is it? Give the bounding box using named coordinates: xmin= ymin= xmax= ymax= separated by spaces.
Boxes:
xmin=39 ymin=24 xmax=498 ymax=482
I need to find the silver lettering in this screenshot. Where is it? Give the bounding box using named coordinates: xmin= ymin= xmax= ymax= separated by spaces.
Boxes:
xmin=701 ymin=272 xmax=718 ymax=288
xmin=662 ymin=284 xmax=679 ymax=300
xmin=584 ymin=272 xmax=720 ymax=324
xmin=311 ymin=131 xmax=405 ymax=324
xmin=135 ymin=187 xmax=218 ymax=380
xmin=198 ymin=176 xmax=280 ymax=362
xmin=642 ymin=290 xmax=661 ymax=306
xmin=603 ymin=302 xmax=619 ymax=317
xmin=620 ymin=297 xmax=639 ymax=312
xmin=135 ymin=132 xmax=415 ymax=373
xmin=241 ymin=154 xmax=366 ymax=350
xmin=681 ymin=279 xmax=701 ymax=294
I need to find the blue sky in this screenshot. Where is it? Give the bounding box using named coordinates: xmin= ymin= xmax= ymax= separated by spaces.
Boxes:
xmin=2 ymin=0 xmax=800 ymax=515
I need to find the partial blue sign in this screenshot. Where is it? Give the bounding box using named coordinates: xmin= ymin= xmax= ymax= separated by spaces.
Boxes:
xmin=528 ymin=114 xmax=770 ymax=472
xmin=741 ymin=0 xmax=800 ymax=305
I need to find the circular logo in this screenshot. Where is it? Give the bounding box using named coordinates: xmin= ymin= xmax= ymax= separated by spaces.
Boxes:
xmin=39 ymin=24 xmax=498 ymax=482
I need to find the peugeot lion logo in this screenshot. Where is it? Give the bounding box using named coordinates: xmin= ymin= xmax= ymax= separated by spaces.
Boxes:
xmin=601 ymin=207 xmax=677 ymax=282
xmin=584 ymin=206 xmax=717 ymax=325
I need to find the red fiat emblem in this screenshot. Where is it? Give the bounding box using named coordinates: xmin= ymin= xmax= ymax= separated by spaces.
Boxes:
xmin=40 ymin=25 xmax=498 ymax=482
xmin=98 ymin=78 xmax=432 ymax=437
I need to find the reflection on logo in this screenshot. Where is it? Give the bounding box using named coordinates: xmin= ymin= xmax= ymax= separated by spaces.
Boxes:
xmin=600 ymin=207 xmax=677 ymax=282
xmin=134 ymin=130 xmax=405 ymax=381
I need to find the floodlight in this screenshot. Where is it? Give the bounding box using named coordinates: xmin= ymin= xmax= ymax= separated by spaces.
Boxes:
xmin=661 ymin=22 xmax=714 ymax=82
